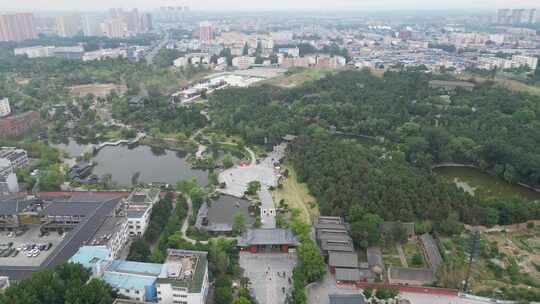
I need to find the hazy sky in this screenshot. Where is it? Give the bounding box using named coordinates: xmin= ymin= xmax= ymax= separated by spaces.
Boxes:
xmin=0 ymin=0 xmax=538 ymax=12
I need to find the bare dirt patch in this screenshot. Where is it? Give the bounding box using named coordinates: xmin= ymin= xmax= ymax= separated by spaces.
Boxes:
xmin=68 ymin=83 xmax=127 ymax=98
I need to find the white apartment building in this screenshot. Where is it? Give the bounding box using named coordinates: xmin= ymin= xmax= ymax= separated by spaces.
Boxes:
xmin=174 ymin=57 xmax=189 ymax=67
xmin=512 ymin=55 xmax=538 ymax=70
xmin=0 ymin=98 xmax=10 ymax=117
xmin=0 ymin=148 xmax=28 ymax=179
xmin=83 ymin=48 xmax=127 ymax=61
xmin=156 ymin=250 xmax=209 ymax=304
xmin=0 ymin=173 xmax=19 ymax=194
xmin=125 ymin=188 xmax=160 ymax=237
xmin=477 ymin=55 xmax=538 ymax=71
xmin=13 ymin=46 xmax=55 ymax=58
xmin=232 ymin=56 xmax=255 ymax=70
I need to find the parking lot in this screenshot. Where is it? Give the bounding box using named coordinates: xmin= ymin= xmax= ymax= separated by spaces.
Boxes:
xmin=239 ymin=252 xmax=297 ymax=304
xmin=0 ymin=227 xmax=63 ymax=267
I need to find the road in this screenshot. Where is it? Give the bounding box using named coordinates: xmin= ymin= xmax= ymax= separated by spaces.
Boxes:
xmin=181 ymin=196 xmax=207 ymax=244
xmin=145 ymin=32 xmax=169 ymax=65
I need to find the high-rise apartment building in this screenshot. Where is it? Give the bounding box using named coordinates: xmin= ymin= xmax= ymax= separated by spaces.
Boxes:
xmin=140 ymin=13 xmax=153 ymax=32
xmin=56 ymin=15 xmax=81 ymax=37
xmin=199 ymin=21 xmax=213 ymax=44
xmin=101 ymin=19 xmax=127 ymax=38
xmin=498 ymin=8 xmax=538 ymax=24
xmin=82 ymin=15 xmax=104 ymax=37
xmin=0 ymin=13 xmax=37 ymax=42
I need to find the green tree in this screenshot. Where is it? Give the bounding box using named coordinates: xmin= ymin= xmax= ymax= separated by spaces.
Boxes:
xmin=233 ymin=212 xmax=247 ymax=235
xmin=242 ymin=42 xmax=249 ymax=56
xmin=297 ymin=240 xmax=326 ymax=283
xmin=222 ymin=154 xmax=234 ymax=169
xmin=233 ymin=297 xmax=252 ymax=304
xmin=127 ymin=238 xmax=151 ymax=262
xmin=350 ymin=213 xmax=383 ymax=249
xmin=246 ymin=181 xmax=261 ymax=195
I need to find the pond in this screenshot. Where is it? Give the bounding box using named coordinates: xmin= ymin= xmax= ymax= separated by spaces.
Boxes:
xmin=434 ymin=166 xmax=540 ymax=202
xmin=91 ymin=144 xmax=208 ymax=187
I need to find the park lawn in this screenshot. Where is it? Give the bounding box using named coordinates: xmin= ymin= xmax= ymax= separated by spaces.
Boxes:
xmin=263 ymin=68 xmax=334 ymax=88
xmin=382 ymin=254 xmax=402 ymax=268
xmin=403 ymin=242 xmax=426 ymax=268
xmin=271 ymin=165 xmax=319 ymax=224
xmin=458 ymin=74 xmax=540 ymax=96
xmin=382 ymin=244 xmax=402 ymax=267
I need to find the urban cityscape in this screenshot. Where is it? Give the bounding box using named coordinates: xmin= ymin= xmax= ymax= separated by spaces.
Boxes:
xmin=0 ymin=1 xmax=539 ymax=304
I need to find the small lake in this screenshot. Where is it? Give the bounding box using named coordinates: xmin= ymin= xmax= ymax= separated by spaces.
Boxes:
xmin=92 ymin=145 xmax=208 ymax=187
xmin=434 ymin=166 xmax=540 ymax=202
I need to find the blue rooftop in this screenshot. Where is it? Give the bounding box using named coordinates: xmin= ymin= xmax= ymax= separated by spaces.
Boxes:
xmin=103 ymin=271 xmax=157 ymax=290
xmin=108 ymin=260 xmax=164 ymax=276
xmin=69 ymin=246 xmax=111 ymax=269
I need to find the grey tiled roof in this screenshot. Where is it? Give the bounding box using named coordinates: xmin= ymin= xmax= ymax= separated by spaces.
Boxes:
xmin=329 ymin=294 xmax=365 ymax=304
xmin=420 ymin=233 xmax=442 ymax=270
xmin=328 ymin=252 xmax=359 ymax=268
xmin=236 ymin=229 xmax=300 ymax=247
xmin=388 ymin=266 xmax=436 ymax=285
xmin=335 ymin=268 xmax=361 ymax=282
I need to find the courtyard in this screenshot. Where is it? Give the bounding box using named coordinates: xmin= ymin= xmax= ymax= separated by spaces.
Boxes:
xmin=0 ymin=226 xmax=63 ymax=267
xmin=239 ymin=252 xmax=297 ymax=304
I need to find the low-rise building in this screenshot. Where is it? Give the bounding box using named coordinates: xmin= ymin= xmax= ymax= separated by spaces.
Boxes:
xmin=232 ymin=56 xmax=255 ymax=70
xmin=125 ymin=188 xmax=160 ymax=237
xmin=72 ymin=247 xmax=210 ymax=304
xmin=156 ymin=249 xmax=210 ymax=304
xmin=237 ymin=228 xmax=300 ymax=253
xmin=13 ymin=45 xmax=55 ymax=58
xmin=0 ymin=111 xmax=40 ymax=138
xmin=329 ymin=294 xmax=366 ymax=304
xmin=387 ymin=266 xmax=437 ymax=285
xmin=0 ymin=98 xmax=11 ymax=118
xmin=53 ymin=46 xmax=85 ymax=60
xmin=0 ymin=147 xmax=29 ymax=171
xmin=0 ymin=173 xmax=19 ymax=194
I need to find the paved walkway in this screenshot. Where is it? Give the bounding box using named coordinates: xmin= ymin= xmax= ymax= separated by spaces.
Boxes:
xmin=240 ymin=252 xmax=297 ymax=304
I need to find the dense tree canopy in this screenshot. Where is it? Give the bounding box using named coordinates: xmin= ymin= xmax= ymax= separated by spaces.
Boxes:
xmin=210 ymin=69 xmax=540 ymax=229
xmin=0 ymin=263 xmax=115 ymax=304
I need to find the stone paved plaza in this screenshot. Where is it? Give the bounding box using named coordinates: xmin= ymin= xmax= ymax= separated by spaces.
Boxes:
xmin=240 ymin=252 xmax=297 ymax=304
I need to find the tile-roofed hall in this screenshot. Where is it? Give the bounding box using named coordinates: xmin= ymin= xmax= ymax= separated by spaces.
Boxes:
xmin=237 ymin=228 xmax=300 ymax=253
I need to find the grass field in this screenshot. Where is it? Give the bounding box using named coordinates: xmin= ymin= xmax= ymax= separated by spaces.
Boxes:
xmin=459 ymin=74 xmax=540 ymax=96
xmin=271 ymin=165 xmax=319 ymax=224
xmin=263 ymin=68 xmax=334 ymax=88
xmin=403 ymin=242 xmax=426 ymax=268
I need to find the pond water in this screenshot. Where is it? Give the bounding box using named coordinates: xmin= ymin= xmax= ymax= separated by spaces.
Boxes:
xmin=91 ymin=144 xmax=208 ymax=187
xmin=434 ymin=166 xmax=540 ymax=202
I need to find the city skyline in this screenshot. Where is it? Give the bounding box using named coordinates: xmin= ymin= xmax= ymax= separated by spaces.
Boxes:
xmin=0 ymin=0 xmax=539 ymax=12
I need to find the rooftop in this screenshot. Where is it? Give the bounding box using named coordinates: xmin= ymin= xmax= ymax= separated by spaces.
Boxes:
xmin=109 ymin=260 xmax=164 ymax=277
xmin=388 ymin=266 xmax=436 ymax=285
xmin=419 ymin=233 xmax=443 ymax=271
xmin=69 ymin=246 xmax=111 ymax=269
xmin=320 ymin=239 xmax=355 ymax=253
xmin=157 ymin=249 xmax=208 ymax=293
xmin=236 ymin=228 xmax=300 ymax=247
xmin=329 ymin=294 xmax=366 ymax=304
xmin=328 ymin=252 xmax=359 ymax=268
xmin=335 ymin=268 xmax=361 ymax=282
xmin=103 ymin=271 xmax=157 ymax=290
